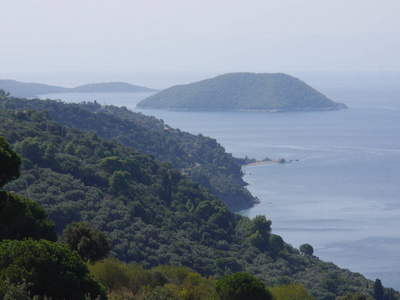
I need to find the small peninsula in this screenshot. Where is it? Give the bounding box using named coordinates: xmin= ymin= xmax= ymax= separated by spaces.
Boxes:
xmin=137 ymin=72 xmax=347 ymax=111
xmin=0 ymin=79 xmax=158 ymax=98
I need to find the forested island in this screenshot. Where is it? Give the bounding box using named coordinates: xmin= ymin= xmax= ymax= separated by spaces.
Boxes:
xmin=0 ymin=89 xmax=396 ymax=300
xmin=0 ymin=79 xmax=158 ymax=98
xmin=137 ymin=73 xmax=347 ymax=111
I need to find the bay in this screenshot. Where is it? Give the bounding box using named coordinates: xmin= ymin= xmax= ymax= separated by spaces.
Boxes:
xmin=39 ymin=82 xmax=400 ymax=290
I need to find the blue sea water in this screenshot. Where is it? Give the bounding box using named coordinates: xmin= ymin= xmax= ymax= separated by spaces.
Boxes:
xmin=40 ymin=81 xmax=400 ymax=290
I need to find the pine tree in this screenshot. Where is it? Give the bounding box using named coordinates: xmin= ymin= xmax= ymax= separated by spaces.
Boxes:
xmin=374 ymin=279 xmax=384 ymax=300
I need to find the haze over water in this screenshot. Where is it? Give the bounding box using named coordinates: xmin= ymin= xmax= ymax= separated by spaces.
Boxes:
xmin=40 ymin=74 xmax=400 ymax=290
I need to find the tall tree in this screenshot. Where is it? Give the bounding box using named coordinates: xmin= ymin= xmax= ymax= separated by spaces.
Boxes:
xmin=374 ymin=279 xmax=384 ymax=300
xmin=62 ymin=221 xmax=111 ymax=262
xmin=300 ymin=244 xmax=314 ymax=256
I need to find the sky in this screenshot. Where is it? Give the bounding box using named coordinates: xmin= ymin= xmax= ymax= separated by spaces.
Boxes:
xmin=1 ymin=0 xmax=400 ymax=88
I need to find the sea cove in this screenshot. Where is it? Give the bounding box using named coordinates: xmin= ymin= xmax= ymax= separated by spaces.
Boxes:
xmin=39 ymin=78 xmax=400 ymax=290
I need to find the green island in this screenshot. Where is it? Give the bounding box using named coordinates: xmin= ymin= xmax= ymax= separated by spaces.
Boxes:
xmin=0 ymin=79 xmax=158 ymax=98
xmin=136 ymin=73 xmax=347 ymax=111
xmin=0 ymin=89 xmax=396 ymax=300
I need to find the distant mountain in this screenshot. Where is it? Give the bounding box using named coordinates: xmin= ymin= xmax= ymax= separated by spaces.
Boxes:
xmin=0 ymin=79 xmax=67 ymax=98
xmin=68 ymin=82 xmax=158 ymax=93
xmin=0 ymin=79 xmax=158 ymax=98
xmin=137 ymin=73 xmax=347 ymax=111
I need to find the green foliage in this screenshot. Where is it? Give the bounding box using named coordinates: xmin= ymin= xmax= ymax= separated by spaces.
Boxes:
xmin=88 ymin=257 xmax=130 ymax=293
xmin=0 ymin=107 xmax=238 ymax=271
xmin=0 ymin=135 xmax=21 ymax=187
xmin=109 ymin=171 xmax=133 ymax=195
xmin=384 ymin=289 xmax=398 ymax=300
xmin=0 ymin=97 xmax=255 ymax=211
xmin=0 ymin=280 xmax=37 ymax=300
xmin=62 ymin=221 xmax=111 ymax=262
xmin=249 ymin=231 xmax=268 ymax=251
xmin=0 ymin=191 xmax=57 ymax=241
xmin=137 ymin=73 xmax=345 ymax=111
xmin=374 ymin=279 xmax=384 ymax=300
xmin=253 ymin=215 xmax=272 ymax=234
xmin=99 ymin=156 xmax=123 ymax=173
xmin=300 ymin=244 xmax=314 ymax=256
xmin=0 ymin=98 xmax=389 ymax=300
xmin=14 ymin=137 xmax=44 ymax=165
xmin=247 ymin=215 xmax=274 ymax=253
xmin=275 ymin=276 xmax=292 ymax=286
xmin=89 ymin=259 xmax=214 ymax=299
xmin=269 ymin=234 xmax=285 ymax=255
xmin=339 ymin=292 xmax=373 ymax=300
xmin=270 ymin=283 xmax=315 ymax=300
xmin=0 ymin=238 xmax=106 ymax=300
xmin=0 ymin=89 xmax=10 ymax=100
xmin=212 ymin=272 xmax=272 ymax=300
xmin=214 ymin=257 xmax=242 ymax=274
xmin=164 ymin=271 xmax=214 ymax=300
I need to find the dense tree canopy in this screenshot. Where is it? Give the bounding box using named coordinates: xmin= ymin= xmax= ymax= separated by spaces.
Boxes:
xmin=212 ymin=272 xmax=272 ymax=300
xmin=339 ymin=292 xmax=373 ymax=300
xmin=0 ymin=134 xmax=56 ymax=242
xmin=300 ymin=243 xmax=314 ymax=256
xmin=0 ymin=97 xmax=255 ymax=211
xmin=62 ymin=221 xmax=111 ymax=262
xmin=0 ymin=191 xmax=56 ymax=241
xmin=0 ymin=97 xmax=393 ymax=300
xmin=270 ymin=283 xmax=316 ymax=300
xmin=0 ymin=135 xmax=21 ymax=187
xmin=89 ymin=259 xmax=216 ymax=299
xmin=0 ymin=238 xmax=106 ymax=300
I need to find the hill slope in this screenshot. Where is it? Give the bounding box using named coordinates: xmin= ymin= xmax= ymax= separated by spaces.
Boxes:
xmin=0 ymin=92 xmax=392 ymax=299
xmin=68 ymin=82 xmax=158 ymax=93
xmin=0 ymin=79 xmax=67 ymax=98
xmin=137 ymin=73 xmax=346 ymax=111
xmin=0 ymin=79 xmax=157 ymax=98
xmin=0 ymin=96 xmax=256 ymax=211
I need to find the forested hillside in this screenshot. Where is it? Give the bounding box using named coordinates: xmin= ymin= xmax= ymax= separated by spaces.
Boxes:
xmin=137 ymin=73 xmax=347 ymax=111
xmin=0 ymin=104 xmax=252 ymax=269
xmin=1 ymin=96 xmax=255 ymax=211
xmin=0 ymin=90 xmax=396 ymax=300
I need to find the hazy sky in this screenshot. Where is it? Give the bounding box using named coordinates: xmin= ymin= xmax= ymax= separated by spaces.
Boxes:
xmin=2 ymin=0 xmax=400 ymax=87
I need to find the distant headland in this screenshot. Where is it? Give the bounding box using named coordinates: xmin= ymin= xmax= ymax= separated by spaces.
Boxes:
xmin=137 ymin=72 xmax=347 ymax=111
xmin=0 ymin=79 xmax=158 ymax=98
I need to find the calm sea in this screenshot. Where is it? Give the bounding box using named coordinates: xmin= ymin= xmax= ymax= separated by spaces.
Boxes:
xmin=40 ymin=80 xmax=400 ymax=290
